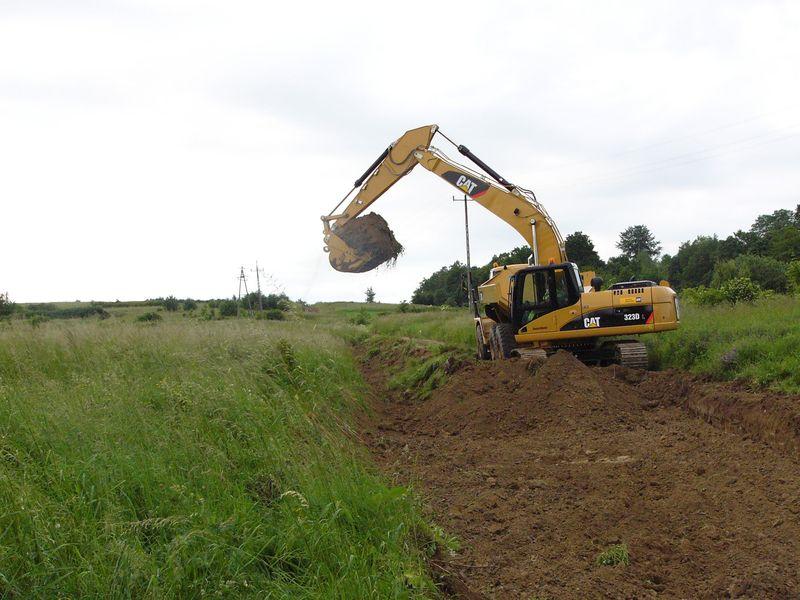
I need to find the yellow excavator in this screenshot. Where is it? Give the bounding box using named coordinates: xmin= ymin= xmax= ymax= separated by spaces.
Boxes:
xmin=322 ymin=125 xmax=680 ymax=368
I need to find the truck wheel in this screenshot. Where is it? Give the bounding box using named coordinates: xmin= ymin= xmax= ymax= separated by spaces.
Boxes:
xmin=475 ymin=325 xmax=491 ymax=360
xmin=490 ymin=323 xmax=517 ymax=360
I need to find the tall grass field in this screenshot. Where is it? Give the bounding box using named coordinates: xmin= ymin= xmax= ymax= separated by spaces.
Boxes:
xmin=0 ymin=318 xmax=437 ymax=598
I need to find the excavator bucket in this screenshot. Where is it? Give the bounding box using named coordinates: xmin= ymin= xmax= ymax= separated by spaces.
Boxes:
xmin=325 ymin=213 xmax=403 ymax=273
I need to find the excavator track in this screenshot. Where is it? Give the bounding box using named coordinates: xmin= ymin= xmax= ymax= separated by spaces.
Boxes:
xmin=614 ymin=341 xmax=648 ymax=370
xmin=512 ymin=347 xmax=548 ymax=361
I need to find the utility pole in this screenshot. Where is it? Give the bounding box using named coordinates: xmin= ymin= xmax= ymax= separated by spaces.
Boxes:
xmin=237 ymin=267 xmax=253 ymax=317
xmin=252 ymin=262 xmax=265 ymax=311
xmin=453 ymin=194 xmax=479 ymax=317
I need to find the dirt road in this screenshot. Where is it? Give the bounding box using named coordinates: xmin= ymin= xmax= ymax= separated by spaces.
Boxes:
xmin=359 ymin=350 xmax=800 ymax=599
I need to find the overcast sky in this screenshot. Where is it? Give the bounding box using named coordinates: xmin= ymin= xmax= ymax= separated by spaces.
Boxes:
xmin=2 ymin=1 xmax=799 ymax=303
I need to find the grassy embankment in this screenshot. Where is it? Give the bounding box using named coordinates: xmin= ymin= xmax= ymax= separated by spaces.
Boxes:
xmin=646 ymin=295 xmax=800 ymax=392
xmin=301 ymin=303 xmax=472 ymax=401
xmin=369 ymin=296 xmax=800 ymax=393
xmin=0 ymin=316 xmax=441 ymax=598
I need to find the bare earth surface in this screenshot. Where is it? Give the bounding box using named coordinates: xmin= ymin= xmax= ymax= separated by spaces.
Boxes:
xmin=358 ymin=350 xmax=800 ymax=599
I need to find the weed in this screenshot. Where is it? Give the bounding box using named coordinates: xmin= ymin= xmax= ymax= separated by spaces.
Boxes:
xmin=350 ymin=306 xmax=371 ymax=326
xmin=136 ymin=311 xmax=162 ymax=323
xmin=595 ymin=544 xmax=630 ymax=566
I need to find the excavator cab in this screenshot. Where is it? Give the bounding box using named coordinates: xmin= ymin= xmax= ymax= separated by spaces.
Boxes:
xmin=510 ymin=263 xmax=582 ymax=330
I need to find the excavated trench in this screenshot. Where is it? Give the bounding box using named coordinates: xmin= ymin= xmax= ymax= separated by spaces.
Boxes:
xmin=358 ymin=347 xmax=800 ymax=599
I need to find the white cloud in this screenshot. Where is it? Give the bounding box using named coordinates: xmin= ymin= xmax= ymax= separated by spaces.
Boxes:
xmin=1 ymin=0 xmax=799 ymax=302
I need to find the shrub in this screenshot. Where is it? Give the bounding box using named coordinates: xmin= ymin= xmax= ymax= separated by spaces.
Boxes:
xmin=350 ymin=307 xmax=370 ymax=325
xmin=681 ymin=286 xmax=725 ymax=306
xmin=398 ymin=300 xmax=409 ymax=313
xmin=136 ymin=311 xmax=162 ymax=322
xmin=720 ymin=277 xmax=761 ymax=304
xmin=25 ymin=304 xmax=108 ymax=320
xmin=218 ymin=299 xmax=238 ymax=317
xmin=28 ymin=314 xmax=49 ymax=328
xmin=162 ymin=296 xmax=180 ymax=312
xmin=183 ymin=298 xmax=198 ymax=311
xmin=712 ymin=254 xmax=787 ymax=292
xmin=264 ymin=293 xmax=290 ymax=311
xmin=788 ymin=260 xmax=800 ymax=293
xmin=257 ymin=309 xmax=285 ymax=321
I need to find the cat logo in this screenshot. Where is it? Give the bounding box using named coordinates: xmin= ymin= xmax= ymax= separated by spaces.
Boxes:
xmin=442 ymin=171 xmax=490 ymax=198
xmin=455 ymin=175 xmax=479 ymax=195
xmin=584 ymin=316 xmax=601 ymax=328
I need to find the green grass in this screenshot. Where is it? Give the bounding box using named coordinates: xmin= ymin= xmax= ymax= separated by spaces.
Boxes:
xmin=645 ymin=295 xmax=800 ymax=392
xmin=0 ymin=318 xmax=438 ymax=598
xmin=369 ymin=309 xmax=473 ymax=350
xmin=361 ymin=336 xmax=470 ymax=402
xmin=595 ymin=544 xmax=630 ymax=567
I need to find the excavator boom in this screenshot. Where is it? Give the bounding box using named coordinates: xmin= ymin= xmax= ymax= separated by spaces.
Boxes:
xmin=321 ymin=124 xmax=566 ymax=272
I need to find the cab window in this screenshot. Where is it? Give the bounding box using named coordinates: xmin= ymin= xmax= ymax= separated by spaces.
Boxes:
xmin=516 ymin=267 xmax=579 ymax=327
xmin=517 ymin=270 xmax=551 ymax=325
xmin=553 ymin=268 xmax=574 ymax=308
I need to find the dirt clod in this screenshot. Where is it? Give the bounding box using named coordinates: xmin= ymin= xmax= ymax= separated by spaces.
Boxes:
xmin=331 ymin=212 xmax=403 ymax=272
xmin=359 ymin=348 xmax=800 ymax=599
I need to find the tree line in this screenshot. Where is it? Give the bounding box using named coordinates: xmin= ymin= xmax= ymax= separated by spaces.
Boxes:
xmin=411 ymin=204 xmax=800 ymax=305
xmin=0 ymin=292 xmax=296 ymax=322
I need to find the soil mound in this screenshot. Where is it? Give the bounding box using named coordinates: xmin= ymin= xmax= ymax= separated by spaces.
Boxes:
xmin=360 ymin=349 xmax=800 ymax=599
xmin=331 ymin=213 xmax=403 ymax=273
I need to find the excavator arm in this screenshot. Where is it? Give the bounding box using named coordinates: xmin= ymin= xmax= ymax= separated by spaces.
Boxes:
xmin=321 ymin=124 xmax=567 ymax=272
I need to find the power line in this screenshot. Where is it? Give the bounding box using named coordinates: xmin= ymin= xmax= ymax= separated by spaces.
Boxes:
xmin=546 ymin=124 xmax=800 ymax=191
xmin=537 ymin=104 xmax=800 ymax=175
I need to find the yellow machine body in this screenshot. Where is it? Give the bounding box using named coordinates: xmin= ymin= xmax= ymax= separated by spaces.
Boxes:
xmin=323 ymin=124 xmax=680 ymax=367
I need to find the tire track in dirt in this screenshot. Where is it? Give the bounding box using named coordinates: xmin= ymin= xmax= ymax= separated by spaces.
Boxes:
xmin=359 ymin=349 xmax=800 ymax=599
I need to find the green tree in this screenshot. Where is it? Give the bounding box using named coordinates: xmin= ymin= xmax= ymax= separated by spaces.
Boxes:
xmin=604 ymin=252 xmax=666 ymax=283
xmin=183 ymin=298 xmax=198 ymax=311
xmin=745 ymin=208 xmax=797 ymax=256
xmin=0 ymin=292 xmax=15 ymax=319
xmin=718 ymin=232 xmax=748 ymax=261
xmin=712 ymin=254 xmax=788 ymax=292
xmin=412 ymin=262 xmax=472 ymax=306
xmin=668 ymin=236 xmax=720 ymax=288
xmin=787 ymin=260 xmax=800 ymax=293
xmin=264 ymin=293 xmax=290 ymax=310
xmin=616 ymin=225 xmax=661 ymax=259
xmin=488 ymin=245 xmax=531 ymax=266
xmin=219 ymin=299 xmax=238 ymax=317
xmin=162 ymin=296 xmax=180 ymax=312
xmin=565 ymin=231 xmax=603 ymax=268
xmin=365 ymin=287 xmax=376 ymax=303
xmin=768 ymin=226 xmax=800 ymax=262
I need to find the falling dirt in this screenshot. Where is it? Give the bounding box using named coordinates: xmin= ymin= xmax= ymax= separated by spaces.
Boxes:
xmin=359 ymin=349 xmax=800 ymax=599
xmin=330 ymin=212 xmax=403 ymax=273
